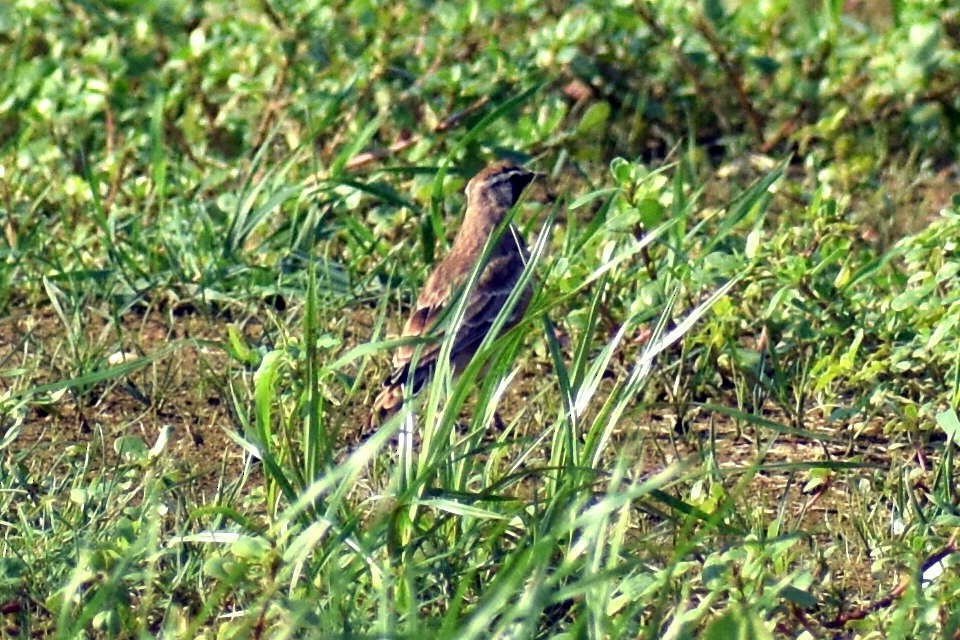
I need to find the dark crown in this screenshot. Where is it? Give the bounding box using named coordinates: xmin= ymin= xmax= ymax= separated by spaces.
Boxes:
xmin=466 ymin=162 xmax=537 ymax=210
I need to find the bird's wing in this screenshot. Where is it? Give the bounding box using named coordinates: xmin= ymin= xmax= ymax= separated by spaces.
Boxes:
xmin=451 ymin=252 xmax=529 ymax=361
xmin=390 ymin=270 xmax=452 ymax=370
xmin=388 ymin=250 xmax=527 ymax=389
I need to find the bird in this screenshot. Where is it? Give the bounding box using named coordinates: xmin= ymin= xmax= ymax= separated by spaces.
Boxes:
xmin=370 ymin=161 xmax=539 ymax=427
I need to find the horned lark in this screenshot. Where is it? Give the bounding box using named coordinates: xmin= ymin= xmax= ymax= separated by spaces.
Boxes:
xmin=371 ymin=161 xmax=538 ymax=426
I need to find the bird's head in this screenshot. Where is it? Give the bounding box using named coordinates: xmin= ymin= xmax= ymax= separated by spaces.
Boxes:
xmin=465 ymin=161 xmax=539 ymax=217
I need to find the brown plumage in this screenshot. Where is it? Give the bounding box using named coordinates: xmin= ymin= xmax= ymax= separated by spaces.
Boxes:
xmin=370 ymin=161 xmax=538 ymax=426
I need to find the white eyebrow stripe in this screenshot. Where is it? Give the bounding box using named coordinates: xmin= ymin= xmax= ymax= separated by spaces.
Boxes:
xmin=479 ymin=168 xmax=533 ymax=187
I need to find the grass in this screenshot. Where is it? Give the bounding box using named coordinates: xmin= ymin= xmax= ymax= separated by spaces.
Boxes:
xmin=2 ymin=0 xmax=960 ymax=637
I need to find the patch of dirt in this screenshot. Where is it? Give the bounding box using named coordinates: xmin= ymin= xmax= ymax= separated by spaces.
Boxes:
xmin=505 ymin=361 xmax=953 ymax=611
xmin=610 ymin=401 xmax=950 ymax=608
xmin=2 ymin=298 xmax=954 ymax=621
xmin=1 ymin=303 xmax=252 ymax=498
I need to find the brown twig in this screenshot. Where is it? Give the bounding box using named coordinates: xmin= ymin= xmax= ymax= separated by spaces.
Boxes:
xmin=0 ymin=598 xmax=22 ymax=615
xmin=259 ymin=0 xmax=284 ymax=30
xmin=694 ymin=16 xmax=766 ymax=143
xmin=799 ymin=472 xmax=833 ymax=516
xmin=634 ymin=1 xmax=732 ymax=131
xmin=344 ymin=132 xmax=419 ymax=171
xmin=759 ymin=117 xmax=798 ymax=154
xmin=435 ymin=95 xmax=490 ymax=131
xmin=342 ymin=95 xmax=491 ymax=171
xmin=822 ymin=539 xmax=959 ymax=629
xmin=103 ymin=149 xmax=130 ymax=218
xmin=105 ymin=102 xmax=116 ymax=159
xmin=251 ymin=57 xmax=290 ymax=153
xmin=779 ymin=602 xmax=823 ymax=636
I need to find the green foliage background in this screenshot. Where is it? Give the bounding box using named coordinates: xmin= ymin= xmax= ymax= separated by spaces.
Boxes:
xmin=1 ymin=0 xmax=959 ymax=637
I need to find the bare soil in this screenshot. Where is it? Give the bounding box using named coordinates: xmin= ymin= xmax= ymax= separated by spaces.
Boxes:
xmin=1 ymin=299 xmax=952 ymax=610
